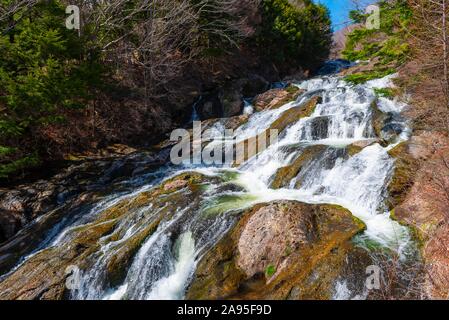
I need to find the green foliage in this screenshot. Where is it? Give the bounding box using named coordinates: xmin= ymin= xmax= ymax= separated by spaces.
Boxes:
xmin=0 ymin=0 xmax=105 ymax=179
xmin=257 ymin=0 xmax=332 ymax=69
xmin=349 ymin=10 xmax=366 ymax=24
xmin=0 ymin=155 xmax=40 ymax=179
xmin=345 ymin=68 xmax=396 ymax=85
xmin=374 ymin=88 xmax=395 ymax=98
xmin=342 ymin=0 xmax=411 ymax=84
xmin=265 ymin=264 xmax=276 ymax=277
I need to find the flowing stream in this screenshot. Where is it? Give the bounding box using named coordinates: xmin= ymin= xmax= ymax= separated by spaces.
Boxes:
xmin=0 ymin=64 xmax=415 ymax=300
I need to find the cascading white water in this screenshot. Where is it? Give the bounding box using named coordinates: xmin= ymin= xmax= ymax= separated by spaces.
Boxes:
xmin=233 ymin=75 xmax=411 ymax=254
xmin=0 ymin=67 xmax=414 ymax=300
xmin=83 ymin=72 xmax=413 ymax=299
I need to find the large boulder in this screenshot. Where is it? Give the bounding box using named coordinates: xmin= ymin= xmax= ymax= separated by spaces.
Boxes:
xmin=186 ymin=201 xmax=366 ymax=300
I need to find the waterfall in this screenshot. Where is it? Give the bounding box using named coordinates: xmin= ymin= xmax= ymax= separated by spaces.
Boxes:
xmin=232 ymin=75 xmax=410 ymax=253
xmin=0 ymin=65 xmax=414 ymax=300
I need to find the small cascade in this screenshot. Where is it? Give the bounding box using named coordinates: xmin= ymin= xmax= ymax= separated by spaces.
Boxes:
xmin=190 ymin=96 xmax=202 ymax=122
xmin=243 ymin=99 xmax=254 ymax=115
xmin=235 ymin=75 xmax=411 ymax=253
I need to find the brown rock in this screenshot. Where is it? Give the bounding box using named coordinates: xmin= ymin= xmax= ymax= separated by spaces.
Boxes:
xmin=253 ymin=85 xmax=304 ymax=112
xmin=186 ymin=201 xmax=366 ymax=300
xmin=236 ymin=202 xmax=315 ymax=278
xmin=0 ymin=172 xmax=213 ymax=299
xmin=271 ymin=145 xmax=326 ymax=189
xmin=390 ymin=132 xmax=449 ymax=299
xmin=163 ymin=179 xmax=189 ymax=192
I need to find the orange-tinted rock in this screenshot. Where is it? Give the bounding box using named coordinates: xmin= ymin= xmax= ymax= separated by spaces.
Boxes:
xmin=391 ymin=132 xmax=449 ymax=299
xmin=186 ymin=201 xmax=365 ymax=300
xmin=253 ymin=85 xmax=304 ymax=112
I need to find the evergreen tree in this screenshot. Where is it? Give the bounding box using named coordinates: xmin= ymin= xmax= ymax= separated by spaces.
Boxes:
xmin=0 ymin=0 xmax=105 ymax=178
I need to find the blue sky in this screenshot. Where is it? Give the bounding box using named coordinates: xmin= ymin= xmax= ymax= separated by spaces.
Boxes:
xmin=313 ymin=0 xmax=355 ymax=30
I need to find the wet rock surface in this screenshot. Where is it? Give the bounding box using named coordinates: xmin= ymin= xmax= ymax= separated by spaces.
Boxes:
xmin=0 ymin=69 xmax=440 ymax=301
xmin=0 ymin=172 xmax=214 ymax=300
xmin=0 ymin=148 xmax=171 ymax=249
xmin=253 ymin=85 xmax=304 ymax=112
xmin=232 ymin=95 xmax=322 ymax=166
xmin=186 ymin=201 xmax=366 ymax=300
xmin=271 ymin=145 xmax=326 ymax=189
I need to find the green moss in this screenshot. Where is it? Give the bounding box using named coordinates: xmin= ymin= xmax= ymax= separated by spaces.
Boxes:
xmin=285 ymin=85 xmax=299 ymax=94
xmin=342 ymin=1 xmax=411 ymax=84
xmin=374 ymin=88 xmax=395 ymax=98
xmin=351 ymin=215 xmax=367 ymax=232
xmin=220 ymin=171 xmax=240 ymax=182
xmin=387 ymin=142 xmax=418 ymax=209
xmin=345 ymin=68 xmax=396 ymax=85
xmin=346 ymin=145 xmax=363 ymax=157
xmin=265 ymin=265 xmax=276 ymax=277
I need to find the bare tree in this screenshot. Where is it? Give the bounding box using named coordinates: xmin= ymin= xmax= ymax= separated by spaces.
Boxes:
xmin=72 ymin=0 xmax=260 ymax=98
xmin=1 ymin=0 xmax=260 ymax=98
xmin=408 ymin=0 xmax=449 ymax=132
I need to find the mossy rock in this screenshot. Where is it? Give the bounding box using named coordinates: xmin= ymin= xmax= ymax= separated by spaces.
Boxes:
xmin=270 ymin=95 xmax=321 ymax=130
xmin=386 ymin=142 xmax=419 ymax=210
xmin=253 ymin=85 xmax=305 ymax=112
xmin=0 ymin=172 xmax=213 ymax=300
xmin=347 ymin=144 xmax=363 ymax=157
xmin=186 ymin=201 xmax=365 ymax=300
xmin=105 ymin=214 xmax=166 ymax=286
xmin=271 ymin=145 xmax=326 ymax=189
xmin=271 ymin=85 xmax=304 ymax=109
xmin=371 ymin=100 xmax=387 ymax=139
xmin=389 ymin=209 xmax=426 ymax=248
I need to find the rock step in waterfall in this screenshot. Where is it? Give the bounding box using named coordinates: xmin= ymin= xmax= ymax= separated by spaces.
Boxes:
xmin=0 ymin=66 xmax=419 ymax=300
